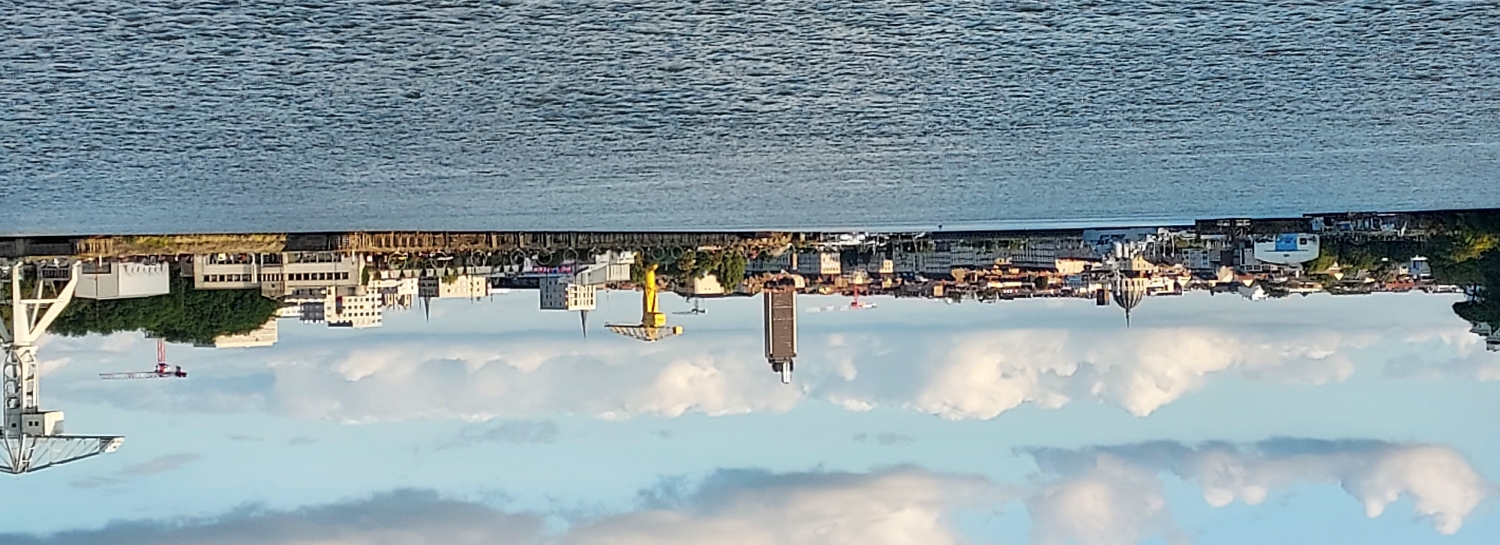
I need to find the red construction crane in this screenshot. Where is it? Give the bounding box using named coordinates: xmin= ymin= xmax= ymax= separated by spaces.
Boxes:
xmin=99 ymin=339 xmax=187 ymax=380
xmin=849 ymin=284 xmax=876 ymax=310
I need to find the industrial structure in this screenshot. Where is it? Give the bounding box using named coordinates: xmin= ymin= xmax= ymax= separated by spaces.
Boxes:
xmin=606 ymin=264 xmax=682 ymax=342
xmin=763 ymin=288 xmax=797 ymax=384
xmin=2 ymin=262 xmax=123 ymax=474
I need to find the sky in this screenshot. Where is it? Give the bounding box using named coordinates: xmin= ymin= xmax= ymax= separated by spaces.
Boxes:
xmin=2 ymin=290 xmax=1499 ymax=544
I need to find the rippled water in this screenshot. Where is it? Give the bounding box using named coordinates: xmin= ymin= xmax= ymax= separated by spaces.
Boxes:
xmin=3 ymin=1 xmax=1499 ymax=233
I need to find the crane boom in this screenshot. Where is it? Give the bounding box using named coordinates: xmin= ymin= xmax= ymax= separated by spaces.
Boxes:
xmin=99 ymin=372 xmax=184 ymax=380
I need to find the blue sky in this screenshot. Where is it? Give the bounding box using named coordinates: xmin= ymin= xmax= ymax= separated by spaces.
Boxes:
xmin=2 ymin=290 xmax=1498 ymax=544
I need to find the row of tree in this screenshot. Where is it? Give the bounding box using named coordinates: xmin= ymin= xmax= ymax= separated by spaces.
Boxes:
xmin=51 ymin=278 xmax=280 ymax=345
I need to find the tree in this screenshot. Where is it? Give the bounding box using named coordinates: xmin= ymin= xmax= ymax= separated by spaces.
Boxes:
xmin=50 ymin=278 xmax=280 ymax=345
xmin=714 ymin=250 xmax=748 ymax=289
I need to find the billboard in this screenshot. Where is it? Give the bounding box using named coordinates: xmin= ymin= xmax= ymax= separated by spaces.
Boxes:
xmin=1253 ymin=234 xmax=1320 ymax=265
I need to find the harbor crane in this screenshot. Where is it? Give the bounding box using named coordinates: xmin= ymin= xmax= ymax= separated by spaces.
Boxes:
xmin=99 ymin=339 xmax=187 ymax=380
xmin=2 ymin=262 xmax=124 ymax=475
xmin=606 ymin=263 xmax=683 ymax=342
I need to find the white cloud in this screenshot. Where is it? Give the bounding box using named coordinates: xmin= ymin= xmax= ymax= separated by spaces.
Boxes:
xmin=564 ymin=469 xmax=996 ymax=545
xmin=842 ymin=325 xmax=1368 ymax=420
xmin=1030 ymin=439 xmax=1493 ymax=537
xmin=44 ymin=325 xmax=1388 ymax=423
xmin=5 ymin=441 xmax=1489 ymax=545
xmin=1027 ymin=454 xmax=1179 ymax=545
xmin=0 ymin=490 xmax=543 ymax=545
xmin=2 ymin=469 xmax=995 ymax=545
xmin=40 ymin=295 xmax=1479 ymax=423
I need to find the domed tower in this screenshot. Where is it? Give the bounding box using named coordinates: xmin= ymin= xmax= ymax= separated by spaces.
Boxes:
xmin=1111 ymin=271 xmax=1149 ymax=327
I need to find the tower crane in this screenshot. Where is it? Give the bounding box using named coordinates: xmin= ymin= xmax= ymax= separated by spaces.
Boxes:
xmin=606 ymin=263 xmax=683 ymax=342
xmin=99 ymin=338 xmax=187 ymax=380
xmin=2 ymin=262 xmax=124 ymax=475
xmin=848 ymin=283 xmax=876 ymax=310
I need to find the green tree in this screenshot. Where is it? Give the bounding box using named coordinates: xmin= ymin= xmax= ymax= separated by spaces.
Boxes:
xmin=714 ymin=251 xmax=748 ymax=289
xmin=50 ymin=278 xmax=279 ymax=344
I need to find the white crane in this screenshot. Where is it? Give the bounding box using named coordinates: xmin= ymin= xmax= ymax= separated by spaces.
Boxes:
xmin=2 ymin=262 xmax=123 ymax=475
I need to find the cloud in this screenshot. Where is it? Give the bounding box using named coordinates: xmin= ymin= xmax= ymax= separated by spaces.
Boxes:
xmin=70 ymin=454 xmax=202 ymax=489
xmin=8 ymin=469 xmax=996 ymax=545
xmin=890 ymin=327 xmax=1363 ymax=420
xmin=0 ymin=490 xmax=543 ymax=545
xmin=1027 ymin=439 xmax=1492 ymax=537
xmin=1382 ymin=340 xmax=1500 ymax=381
xmin=441 ymin=420 xmax=560 ymax=449
xmin=565 ymin=468 xmax=998 ymax=545
xmin=12 ymin=443 xmax=1492 ymax=545
xmin=1027 ymin=454 xmax=1180 ymax=545
xmin=852 ymin=433 xmax=915 ymax=446
xmin=50 ymin=323 xmax=1388 ymax=424
xmin=41 ymin=294 xmax=1482 ymax=424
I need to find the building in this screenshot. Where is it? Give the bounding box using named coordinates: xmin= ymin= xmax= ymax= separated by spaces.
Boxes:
xmin=1236 ymin=282 xmax=1268 ymax=301
xmin=764 ymin=289 xmax=797 ymax=384
xmin=419 ymin=275 xmax=488 ymax=299
xmin=199 ymin=319 xmax=278 ymax=348
xmin=1182 ymin=248 xmax=1217 ymax=272
xmin=326 ymin=294 xmax=383 ymax=328
xmin=76 ymin=262 xmax=171 ymax=300
xmin=749 ymin=252 xmax=798 ymax=274
xmin=1407 ymin=256 xmax=1433 ymax=279
xmin=539 ymin=276 xmax=597 ymax=311
xmin=1253 ymin=234 xmax=1320 ymax=266
xmin=302 ymin=294 xmax=383 ymax=328
xmin=683 ymin=274 xmax=726 ymax=296
xmin=367 ymin=276 xmax=419 ymax=309
xmin=572 ymin=251 xmax=636 ymax=286
xmin=796 ymin=252 xmax=841 ymax=276
xmin=191 ymin=252 xmax=363 ymax=298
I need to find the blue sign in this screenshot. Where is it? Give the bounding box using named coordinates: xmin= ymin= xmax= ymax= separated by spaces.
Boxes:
xmin=1274 ymin=234 xmax=1299 ymax=252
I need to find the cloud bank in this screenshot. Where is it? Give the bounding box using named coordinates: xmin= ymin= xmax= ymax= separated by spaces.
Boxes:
xmin=1028 ymin=439 xmax=1493 ymax=536
xmin=6 ymin=440 xmax=1488 ymax=545
xmin=4 ymin=469 xmax=994 ymax=545
xmin=53 ymin=322 xmax=1400 ymax=424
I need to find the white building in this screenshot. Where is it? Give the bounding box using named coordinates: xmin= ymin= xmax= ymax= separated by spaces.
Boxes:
xmin=573 ymin=251 xmax=636 ymax=286
xmin=76 ymin=262 xmax=171 ymax=300
xmin=683 ymin=274 xmax=726 ymax=296
xmin=419 ymin=275 xmax=488 ymax=299
xmin=201 ymin=319 xmax=278 ymax=348
xmin=299 ymin=294 xmax=383 ymax=328
xmin=540 ymin=276 xmax=597 ymax=311
xmin=192 ymin=252 xmax=363 ymax=298
xmin=1406 ymin=256 xmax=1433 ymax=279
xmin=368 ymin=276 xmax=419 ymax=309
